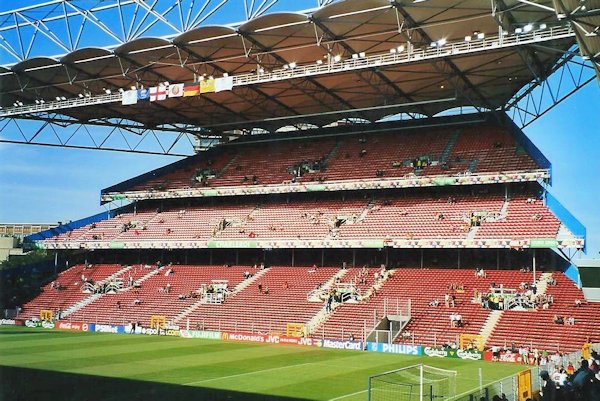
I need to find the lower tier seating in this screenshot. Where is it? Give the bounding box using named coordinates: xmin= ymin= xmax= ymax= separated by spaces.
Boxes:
xmin=20 ymin=266 xmax=600 ymax=354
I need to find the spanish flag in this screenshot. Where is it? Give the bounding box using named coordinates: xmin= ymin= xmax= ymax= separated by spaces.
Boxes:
xmin=200 ymin=79 xmax=216 ymax=93
xmin=183 ymin=84 xmax=200 ymax=97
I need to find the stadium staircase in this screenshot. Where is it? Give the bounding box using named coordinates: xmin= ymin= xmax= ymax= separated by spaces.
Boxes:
xmin=184 ymin=266 xmax=339 ymax=333
xmin=20 ymin=264 xmax=126 ymax=319
xmin=69 ymin=265 xmax=251 ymax=326
xmin=62 ymin=264 xmax=133 ymax=318
xmin=485 ymin=272 xmax=600 ymax=352
xmin=478 ymin=310 xmax=503 ymax=345
xmin=174 ymin=267 xmax=270 ymax=325
xmin=439 ymin=130 xmax=460 ymax=164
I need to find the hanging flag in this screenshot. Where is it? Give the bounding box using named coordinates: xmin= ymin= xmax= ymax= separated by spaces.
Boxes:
xmin=137 ymin=88 xmax=150 ymax=101
xmin=215 ymin=76 xmax=234 ymax=93
xmin=149 ymin=85 xmax=167 ymax=102
xmin=183 ymin=84 xmax=200 ymax=97
xmin=167 ymin=83 xmax=184 ymax=98
xmin=200 ymin=79 xmax=215 ymax=94
xmin=121 ymin=89 xmax=138 ymax=105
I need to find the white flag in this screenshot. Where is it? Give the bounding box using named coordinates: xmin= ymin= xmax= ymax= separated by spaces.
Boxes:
xmin=121 ymin=89 xmax=138 ymax=105
xmin=167 ymin=83 xmax=184 ymax=98
xmin=149 ymin=85 xmax=167 ymax=102
xmin=215 ymin=76 xmax=234 ymax=93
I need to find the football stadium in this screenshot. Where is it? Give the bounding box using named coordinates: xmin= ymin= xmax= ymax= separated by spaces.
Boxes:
xmin=1 ymin=1 xmax=600 ymax=400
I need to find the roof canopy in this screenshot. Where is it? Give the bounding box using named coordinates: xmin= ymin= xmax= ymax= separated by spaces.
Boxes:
xmin=0 ymin=0 xmax=577 ymax=132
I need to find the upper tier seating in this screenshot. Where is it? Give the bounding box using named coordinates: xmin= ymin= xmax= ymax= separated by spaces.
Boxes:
xmin=44 ymin=194 xmax=562 ymax=245
xmin=112 ymin=125 xmax=541 ymax=194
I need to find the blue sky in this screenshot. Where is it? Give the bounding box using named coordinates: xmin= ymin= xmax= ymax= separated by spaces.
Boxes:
xmin=0 ymin=1 xmax=599 ymax=258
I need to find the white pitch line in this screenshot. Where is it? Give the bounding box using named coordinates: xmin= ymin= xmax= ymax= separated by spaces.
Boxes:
xmin=327 ymin=389 xmax=368 ymax=401
xmin=183 ymin=361 xmax=315 ymax=386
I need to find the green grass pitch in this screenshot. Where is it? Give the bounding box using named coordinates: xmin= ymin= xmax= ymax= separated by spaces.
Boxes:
xmin=0 ymin=327 xmax=524 ymax=401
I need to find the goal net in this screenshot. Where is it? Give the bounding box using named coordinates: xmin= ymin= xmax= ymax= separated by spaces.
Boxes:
xmin=368 ymin=364 xmax=457 ymax=401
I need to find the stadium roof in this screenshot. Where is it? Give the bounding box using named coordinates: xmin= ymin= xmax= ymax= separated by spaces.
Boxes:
xmin=0 ymin=0 xmax=591 ymax=133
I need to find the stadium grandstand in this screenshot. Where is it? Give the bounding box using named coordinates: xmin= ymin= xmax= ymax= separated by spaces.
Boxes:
xmin=1 ymin=1 xmax=600 ymax=400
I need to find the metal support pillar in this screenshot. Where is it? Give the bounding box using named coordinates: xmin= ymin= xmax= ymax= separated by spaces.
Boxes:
xmin=291 ymin=248 xmax=295 ymax=267
xmin=497 ymin=249 xmax=500 ymax=270
xmin=533 ymin=249 xmax=537 ymax=283
xmin=420 ymin=249 xmax=424 ymax=268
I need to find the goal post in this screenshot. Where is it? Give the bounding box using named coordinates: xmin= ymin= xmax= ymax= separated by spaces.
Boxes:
xmin=368 ymin=364 xmax=457 ymax=401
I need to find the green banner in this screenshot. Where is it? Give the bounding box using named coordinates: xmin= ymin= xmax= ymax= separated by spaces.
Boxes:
xmin=424 ymin=347 xmax=483 ymax=360
xmin=361 ymin=240 xmax=385 ymax=248
xmin=433 ymin=177 xmax=457 ymax=186
xmin=109 ymin=242 xmax=125 ymax=249
xmin=207 ymin=240 xmax=257 ymax=249
xmin=112 ymin=194 xmax=126 ymax=200
xmin=529 ymin=238 xmax=558 ymax=248
xmin=305 ymin=185 xmax=326 ymax=192
xmin=201 ymin=190 xmax=218 ymax=196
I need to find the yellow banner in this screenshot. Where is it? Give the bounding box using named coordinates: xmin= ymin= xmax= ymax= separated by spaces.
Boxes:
xmin=200 ymin=79 xmax=215 ymax=93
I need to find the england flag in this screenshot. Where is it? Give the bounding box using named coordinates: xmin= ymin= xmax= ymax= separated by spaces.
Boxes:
xmin=149 ymin=85 xmax=167 ymax=102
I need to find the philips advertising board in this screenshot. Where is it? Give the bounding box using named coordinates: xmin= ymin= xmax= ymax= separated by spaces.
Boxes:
xmin=367 ymin=342 xmax=422 ymax=355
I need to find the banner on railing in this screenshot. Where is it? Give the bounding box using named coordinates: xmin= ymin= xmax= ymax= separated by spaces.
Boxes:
xmin=24 ymin=319 xmax=55 ymax=329
xmin=367 ymin=342 xmax=422 ymax=355
xmin=0 ymin=319 xmax=16 ymax=326
xmin=423 ymin=346 xmax=483 ymax=360
xmin=320 ymin=339 xmax=363 ymax=350
xmin=180 ymin=330 xmax=221 ymax=340
xmin=55 ymin=321 xmax=88 ymax=331
xmin=90 ymin=323 xmax=125 ymax=334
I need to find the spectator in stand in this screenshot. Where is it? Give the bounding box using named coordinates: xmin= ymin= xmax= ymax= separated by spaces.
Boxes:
xmin=445 ymin=293 xmax=450 ymax=308
xmin=567 ymin=316 xmax=575 ymax=325
xmin=428 ymin=299 xmax=440 ymax=307
xmin=571 ymin=359 xmax=595 ymax=400
xmin=565 ymin=361 xmax=575 ymax=375
xmin=539 ymin=371 xmax=556 ymax=401
xmin=455 ymin=313 xmax=463 ymax=327
xmin=574 ymin=298 xmax=582 ymax=307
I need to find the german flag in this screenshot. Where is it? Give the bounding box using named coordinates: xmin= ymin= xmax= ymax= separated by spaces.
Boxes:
xmin=183 ymin=84 xmax=200 ymax=97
